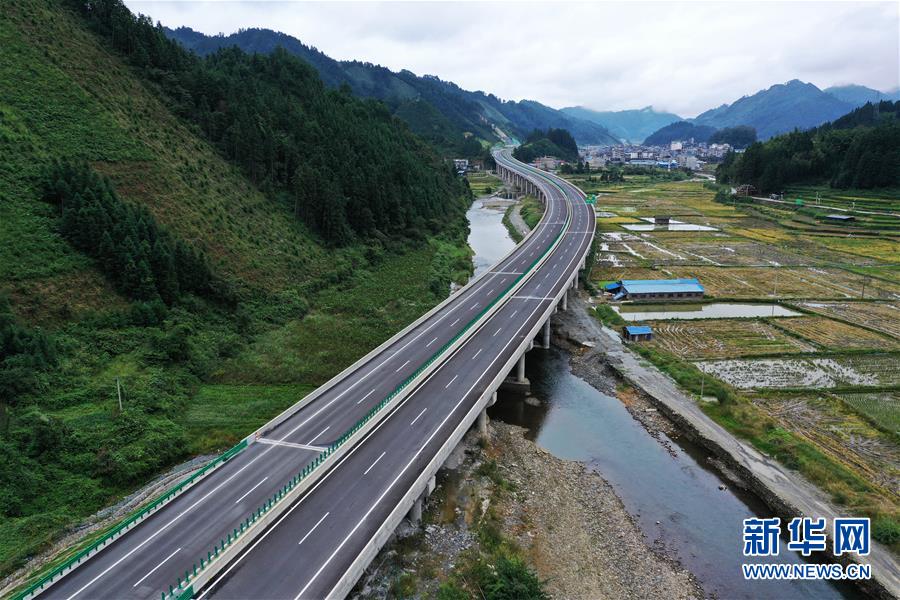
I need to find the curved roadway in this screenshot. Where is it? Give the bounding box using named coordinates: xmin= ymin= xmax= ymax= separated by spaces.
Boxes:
xmin=35 ymin=149 xmax=594 ymax=600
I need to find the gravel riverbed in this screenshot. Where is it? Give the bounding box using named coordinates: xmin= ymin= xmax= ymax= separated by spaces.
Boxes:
xmin=351 ymin=420 xmax=702 ymax=599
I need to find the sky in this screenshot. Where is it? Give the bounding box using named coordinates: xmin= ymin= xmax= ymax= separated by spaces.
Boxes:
xmin=125 ymin=1 xmax=900 ymax=117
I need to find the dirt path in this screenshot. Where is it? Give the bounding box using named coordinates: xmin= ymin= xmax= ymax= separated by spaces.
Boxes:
xmin=555 ymin=293 xmax=900 ymax=598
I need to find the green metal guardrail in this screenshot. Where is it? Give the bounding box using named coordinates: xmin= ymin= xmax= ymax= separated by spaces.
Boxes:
xmin=160 ymin=170 xmax=574 ymax=600
xmin=14 ymin=440 xmax=248 ymax=600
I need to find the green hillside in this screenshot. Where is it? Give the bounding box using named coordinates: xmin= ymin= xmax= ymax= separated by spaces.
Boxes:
xmin=0 ymin=0 xmax=471 ymax=578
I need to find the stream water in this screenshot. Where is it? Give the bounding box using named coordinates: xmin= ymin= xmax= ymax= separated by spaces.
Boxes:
xmin=466 ymin=200 xmax=857 ymax=600
xmin=466 ymin=198 xmax=516 ymax=276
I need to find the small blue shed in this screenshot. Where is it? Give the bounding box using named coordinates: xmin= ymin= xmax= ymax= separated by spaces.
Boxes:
xmin=622 ymin=325 xmax=653 ymax=341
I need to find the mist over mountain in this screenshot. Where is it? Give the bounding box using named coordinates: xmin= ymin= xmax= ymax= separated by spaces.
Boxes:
xmin=824 ymin=84 xmax=900 ymax=107
xmin=560 ymin=106 xmax=682 ymax=143
xmin=165 ymin=27 xmax=619 ymax=147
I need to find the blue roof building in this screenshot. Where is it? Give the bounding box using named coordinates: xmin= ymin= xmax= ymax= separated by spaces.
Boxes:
xmin=623 ymin=325 xmax=653 ymax=341
xmin=607 ymin=278 xmax=704 ymax=301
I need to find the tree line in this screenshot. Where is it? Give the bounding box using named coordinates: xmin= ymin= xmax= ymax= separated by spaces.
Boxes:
xmin=717 ymin=101 xmax=899 ymax=193
xmin=66 ymin=0 xmax=468 ymax=246
xmin=42 ymin=161 xmax=218 ymax=305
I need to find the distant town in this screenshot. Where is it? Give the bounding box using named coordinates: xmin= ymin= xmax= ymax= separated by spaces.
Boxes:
xmin=576 ymin=139 xmax=736 ymax=171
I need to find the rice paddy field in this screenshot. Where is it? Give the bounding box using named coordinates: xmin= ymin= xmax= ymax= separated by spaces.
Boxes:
xmin=833 ymin=391 xmax=900 ymax=434
xmin=797 ymin=302 xmax=900 ymax=339
xmin=696 ymin=355 xmax=900 ymax=389
xmin=663 ymin=266 xmax=900 ymax=300
xmin=573 ymin=173 xmax=900 ymax=532
xmin=647 ymin=319 xmax=813 ymax=359
xmin=771 ymin=316 xmax=900 ymax=351
xmin=466 ymin=171 xmax=502 ymax=196
xmin=754 ymin=393 xmax=899 ymax=490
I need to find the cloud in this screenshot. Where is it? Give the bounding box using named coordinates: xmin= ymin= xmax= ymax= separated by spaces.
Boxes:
xmin=126 ymin=1 xmax=900 ymax=117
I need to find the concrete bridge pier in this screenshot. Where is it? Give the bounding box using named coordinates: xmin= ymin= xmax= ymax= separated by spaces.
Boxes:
xmin=561 ymin=289 xmax=568 ymax=311
xmin=542 ymin=319 xmax=551 ymax=349
xmin=408 ymin=497 xmax=423 ymax=525
xmin=500 ymin=346 xmax=531 ymax=394
xmin=477 ymin=408 xmax=488 ymax=440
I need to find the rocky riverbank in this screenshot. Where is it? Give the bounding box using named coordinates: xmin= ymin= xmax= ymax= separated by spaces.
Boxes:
xmin=350 ymin=421 xmax=702 ymax=599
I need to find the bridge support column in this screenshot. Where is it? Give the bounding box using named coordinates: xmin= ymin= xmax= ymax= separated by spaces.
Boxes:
xmin=561 ymin=290 xmax=568 ymax=312
xmin=478 ymin=408 xmax=488 ymax=441
xmin=408 ymin=497 xmax=423 ymax=525
xmin=543 ymin=320 xmax=551 ymax=349
xmin=517 ymin=353 xmax=526 ymax=382
xmin=574 ymin=271 xmax=579 ymax=288
xmin=488 ymin=390 xmax=498 ymax=407
xmin=427 ymin=475 xmax=437 ymax=496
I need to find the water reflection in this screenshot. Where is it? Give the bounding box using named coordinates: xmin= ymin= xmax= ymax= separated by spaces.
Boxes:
xmin=466 ymin=199 xmax=516 ymax=276
xmin=488 ymin=348 xmax=857 ymax=600
xmin=614 ymin=302 xmax=802 ymax=321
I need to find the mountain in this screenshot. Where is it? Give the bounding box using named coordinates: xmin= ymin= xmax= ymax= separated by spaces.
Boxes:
xmin=692 ymin=80 xmax=854 ymax=140
xmin=512 ymin=128 xmax=579 ymax=163
xmin=0 ymin=0 xmax=473 ymax=575
xmin=643 ymin=121 xmax=717 ymax=145
xmin=164 ymin=27 xmax=619 ymax=147
xmin=717 ymin=100 xmax=900 ymax=192
xmin=824 ymin=84 xmax=900 ymax=107
xmin=560 ymin=106 xmax=682 ymax=143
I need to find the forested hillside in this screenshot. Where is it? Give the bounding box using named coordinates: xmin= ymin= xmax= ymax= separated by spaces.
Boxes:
xmin=643 ymin=121 xmax=716 ymax=145
xmin=73 ymin=1 xmax=467 ymax=246
xmin=717 ymin=101 xmax=900 ymax=192
xmin=0 ymin=0 xmax=472 ymax=578
xmin=512 ymin=128 xmax=579 ymax=163
xmin=165 ymin=26 xmax=620 ymax=147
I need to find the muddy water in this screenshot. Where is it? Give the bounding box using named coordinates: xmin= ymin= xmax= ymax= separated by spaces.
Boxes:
xmin=464 ymin=203 xmax=855 ymax=599
xmin=488 ymin=349 xmax=858 ymax=600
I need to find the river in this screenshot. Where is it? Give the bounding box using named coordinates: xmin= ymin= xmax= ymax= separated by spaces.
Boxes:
xmin=465 ymin=198 xmax=857 ymax=600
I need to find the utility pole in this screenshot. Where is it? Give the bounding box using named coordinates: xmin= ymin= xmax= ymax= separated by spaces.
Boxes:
xmin=772 ymin=269 xmax=779 ymax=316
xmin=116 ymin=377 xmax=123 ymax=412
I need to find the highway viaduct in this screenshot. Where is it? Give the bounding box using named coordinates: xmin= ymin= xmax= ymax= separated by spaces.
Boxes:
xmin=18 ymin=148 xmax=594 ymax=600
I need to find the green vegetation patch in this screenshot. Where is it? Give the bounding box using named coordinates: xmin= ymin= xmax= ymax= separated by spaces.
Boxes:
xmin=186 ymin=384 xmax=316 ymax=453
